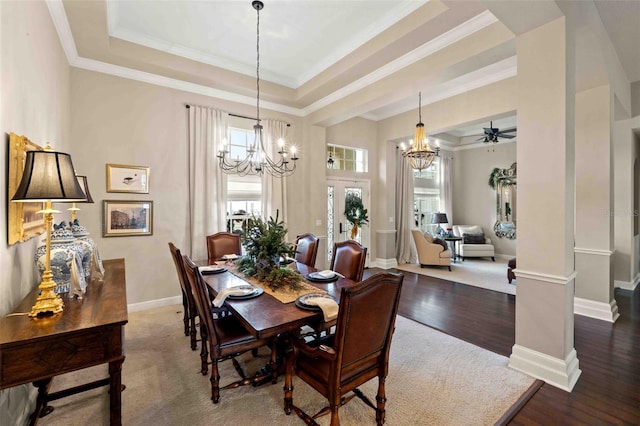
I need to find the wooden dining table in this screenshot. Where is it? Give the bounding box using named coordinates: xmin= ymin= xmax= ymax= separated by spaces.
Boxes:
xmin=200 ymin=261 xmax=356 ymax=340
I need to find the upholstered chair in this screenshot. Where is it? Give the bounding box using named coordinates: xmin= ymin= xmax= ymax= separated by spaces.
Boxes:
xmin=284 ymin=272 xmax=404 ymax=426
xmin=294 ymin=233 xmax=319 ymax=267
xmin=411 ymin=230 xmax=452 ymax=270
xmin=206 ymin=232 xmax=242 ymax=262
xmin=330 ymin=240 xmax=367 ymax=282
xmin=168 ymin=242 xmax=198 ymax=350
xmin=452 ymin=225 xmax=495 ymax=261
xmin=182 ymin=255 xmax=277 ymax=403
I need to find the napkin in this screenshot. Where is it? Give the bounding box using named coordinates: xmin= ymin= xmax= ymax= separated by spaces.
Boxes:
xmin=304 ymin=297 xmax=339 ymax=321
xmin=199 ymin=265 xmax=224 ymax=273
xmin=316 ymin=270 xmax=345 ymax=279
xmin=213 ymin=286 xmax=254 ymax=307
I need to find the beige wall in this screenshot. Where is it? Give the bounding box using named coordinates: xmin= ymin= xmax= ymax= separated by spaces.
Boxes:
xmin=69 ymin=69 xmax=308 ymax=307
xmin=0 ymin=1 xmax=72 ymax=423
xmin=453 ymin=142 xmax=517 ymax=256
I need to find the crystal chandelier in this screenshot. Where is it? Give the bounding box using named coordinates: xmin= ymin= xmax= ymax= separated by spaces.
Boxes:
xmin=217 ymin=0 xmax=299 ymax=178
xmin=402 ymin=92 xmax=439 ymax=170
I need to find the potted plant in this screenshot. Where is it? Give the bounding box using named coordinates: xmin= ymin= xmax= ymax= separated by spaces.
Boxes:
xmin=344 ymin=193 xmax=369 ymax=239
xmin=236 ymin=211 xmax=302 ymax=291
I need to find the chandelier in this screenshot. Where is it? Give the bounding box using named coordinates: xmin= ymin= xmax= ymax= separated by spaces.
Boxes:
xmin=402 ymin=92 xmax=439 ymax=170
xmin=217 ymin=0 xmax=299 ymax=178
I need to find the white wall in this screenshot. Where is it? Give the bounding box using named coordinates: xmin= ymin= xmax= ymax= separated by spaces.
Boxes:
xmin=0 ymin=1 xmax=72 ymax=424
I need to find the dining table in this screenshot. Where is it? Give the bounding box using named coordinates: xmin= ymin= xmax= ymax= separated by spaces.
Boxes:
xmin=199 ymin=261 xmax=356 ymax=341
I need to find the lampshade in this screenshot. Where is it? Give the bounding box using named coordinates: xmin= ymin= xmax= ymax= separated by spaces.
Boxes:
xmin=431 ymin=213 xmax=448 ymax=224
xmin=11 ymin=150 xmax=86 ymax=202
xmin=75 ymin=175 xmax=94 ymax=203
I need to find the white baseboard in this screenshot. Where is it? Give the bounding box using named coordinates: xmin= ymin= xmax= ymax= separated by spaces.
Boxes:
xmin=128 ymin=295 xmax=182 ymax=313
xmin=614 ymin=273 xmax=639 ymax=291
xmin=509 ymin=345 xmax=581 ymax=392
xmin=370 ymin=258 xmax=398 ymax=269
xmin=574 ymin=297 xmax=620 ymax=322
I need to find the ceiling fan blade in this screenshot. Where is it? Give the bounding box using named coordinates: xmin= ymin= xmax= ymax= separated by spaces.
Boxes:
xmin=498 ymin=134 xmax=515 ymax=139
xmin=499 ymin=127 xmax=517 ymax=133
xmin=475 ymin=136 xmax=486 ymax=141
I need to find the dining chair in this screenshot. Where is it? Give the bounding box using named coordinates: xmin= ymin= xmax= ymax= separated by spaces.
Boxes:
xmin=284 ymin=272 xmax=404 ymax=426
xmin=168 ymin=242 xmax=198 ymax=350
xmin=330 ymin=240 xmax=367 ymax=282
xmin=182 ymin=255 xmax=277 ymax=403
xmin=206 ymin=232 xmax=242 ymax=262
xmin=294 ymin=233 xmax=319 ymax=267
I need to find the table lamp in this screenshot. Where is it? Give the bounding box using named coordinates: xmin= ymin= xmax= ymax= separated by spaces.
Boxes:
xmin=67 ymin=175 xmax=94 ymax=222
xmin=11 ymin=146 xmax=87 ymax=317
xmin=431 ymin=212 xmax=449 ymax=237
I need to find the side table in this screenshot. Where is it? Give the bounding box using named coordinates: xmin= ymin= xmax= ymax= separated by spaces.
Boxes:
xmin=444 ymin=236 xmax=462 ymax=262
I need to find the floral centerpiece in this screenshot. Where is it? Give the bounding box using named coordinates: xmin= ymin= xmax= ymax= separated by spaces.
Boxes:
xmin=344 ymin=193 xmax=369 ymax=239
xmin=235 ymin=211 xmax=302 ymax=291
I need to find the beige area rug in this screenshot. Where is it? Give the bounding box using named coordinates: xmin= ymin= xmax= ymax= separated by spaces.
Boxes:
xmin=42 ymin=305 xmax=533 ymax=425
xmin=397 ymin=257 xmax=516 ymax=295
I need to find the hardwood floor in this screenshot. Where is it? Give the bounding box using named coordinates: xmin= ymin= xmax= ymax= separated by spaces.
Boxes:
xmin=363 ymin=268 xmax=640 ymax=425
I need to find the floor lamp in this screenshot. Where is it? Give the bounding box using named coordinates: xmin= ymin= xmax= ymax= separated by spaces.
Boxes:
xmin=11 ymin=147 xmax=86 ymax=317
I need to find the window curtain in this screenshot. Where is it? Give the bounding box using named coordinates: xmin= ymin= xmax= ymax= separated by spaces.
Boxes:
xmin=187 ymin=105 xmax=229 ymax=260
xmin=395 ymin=149 xmax=417 ymax=264
xmin=261 ymin=119 xmax=288 ymax=224
xmin=440 ymin=156 xmax=453 ymax=227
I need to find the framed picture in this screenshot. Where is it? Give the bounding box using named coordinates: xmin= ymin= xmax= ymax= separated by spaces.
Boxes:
xmin=106 ymin=164 xmax=149 ymax=193
xmin=103 ymin=200 xmax=153 ymax=237
xmin=7 ymin=133 xmax=46 ymax=245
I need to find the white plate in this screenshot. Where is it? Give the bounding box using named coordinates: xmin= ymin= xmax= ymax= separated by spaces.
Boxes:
xmin=221 ymin=254 xmax=241 ymax=260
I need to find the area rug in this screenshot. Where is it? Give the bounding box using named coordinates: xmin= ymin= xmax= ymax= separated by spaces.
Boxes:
xmin=397 ymin=257 xmax=516 ymax=295
xmin=43 ymin=305 xmax=533 ymax=425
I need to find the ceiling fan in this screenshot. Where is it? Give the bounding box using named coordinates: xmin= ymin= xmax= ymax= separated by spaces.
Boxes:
xmin=475 ymin=121 xmax=517 ymax=143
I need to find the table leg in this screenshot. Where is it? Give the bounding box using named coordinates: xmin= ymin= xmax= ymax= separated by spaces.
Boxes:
xmin=29 ymin=378 xmax=53 ymax=425
xmin=109 ymin=358 xmax=124 ymax=426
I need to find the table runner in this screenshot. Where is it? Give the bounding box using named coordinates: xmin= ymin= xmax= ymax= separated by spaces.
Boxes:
xmin=227 ymin=266 xmax=326 ymax=304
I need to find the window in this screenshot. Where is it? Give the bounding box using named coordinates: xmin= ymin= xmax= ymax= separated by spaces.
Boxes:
xmin=327 ymin=144 xmax=368 ymax=172
xmin=226 ymin=127 xmax=262 ymax=234
xmin=413 ymin=158 xmax=441 ymax=233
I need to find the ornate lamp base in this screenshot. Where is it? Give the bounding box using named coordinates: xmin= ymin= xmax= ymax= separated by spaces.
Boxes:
xmin=29 ymin=270 xmax=64 ymax=317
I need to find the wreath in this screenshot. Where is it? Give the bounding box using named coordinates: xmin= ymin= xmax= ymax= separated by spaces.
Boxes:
xmin=344 ymin=193 xmax=369 ymax=239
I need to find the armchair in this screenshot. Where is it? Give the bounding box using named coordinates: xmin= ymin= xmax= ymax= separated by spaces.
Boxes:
xmin=411 ymin=230 xmax=451 ymax=271
xmin=452 ymin=225 xmax=495 ymax=261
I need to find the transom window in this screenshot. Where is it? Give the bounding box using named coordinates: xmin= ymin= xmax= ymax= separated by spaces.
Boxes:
xmin=327 ymin=144 xmax=368 ymax=172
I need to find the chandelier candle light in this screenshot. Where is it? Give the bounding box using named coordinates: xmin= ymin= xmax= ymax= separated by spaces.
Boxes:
xmin=217 ymin=0 xmax=299 ymax=178
xmin=402 ymin=92 xmax=439 ymax=170
xmin=11 ymin=146 xmax=87 ymax=317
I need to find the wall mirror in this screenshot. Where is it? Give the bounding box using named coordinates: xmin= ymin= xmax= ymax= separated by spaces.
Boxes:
xmin=490 ymin=162 xmax=516 ymax=239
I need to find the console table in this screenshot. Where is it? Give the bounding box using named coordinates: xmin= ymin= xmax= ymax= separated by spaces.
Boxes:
xmin=0 ymin=258 xmax=128 ymax=425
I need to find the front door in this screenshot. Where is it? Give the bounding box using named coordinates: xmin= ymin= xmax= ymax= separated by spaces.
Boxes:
xmin=327 ymin=179 xmax=370 ymax=267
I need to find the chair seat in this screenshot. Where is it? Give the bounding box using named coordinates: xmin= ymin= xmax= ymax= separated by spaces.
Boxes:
xmin=439 ymin=250 xmax=452 ymax=259
xmin=460 ymin=244 xmax=494 ymax=253
xmin=216 ymin=315 xmax=260 ymax=348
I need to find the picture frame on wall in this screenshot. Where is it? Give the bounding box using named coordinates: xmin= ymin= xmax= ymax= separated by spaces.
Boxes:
xmin=103 ymin=200 xmax=153 ymax=237
xmin=106 ymin=164 xmax=149 ymax=193
xmin=7 ymin=133 xmax=46 ymax=245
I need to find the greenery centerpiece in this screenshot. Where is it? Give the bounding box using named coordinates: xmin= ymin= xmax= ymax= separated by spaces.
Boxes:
xmin=344 ymin=193 xmax=369 ymax=239
xmin=235 ymin=211 xmax=302 ymax=291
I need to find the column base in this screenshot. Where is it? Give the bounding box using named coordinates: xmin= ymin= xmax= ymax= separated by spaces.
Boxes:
xmin=509 ymin=344 xmax=581 ymax=392
xmin=574 ymin=297 xmax=620 ymax=322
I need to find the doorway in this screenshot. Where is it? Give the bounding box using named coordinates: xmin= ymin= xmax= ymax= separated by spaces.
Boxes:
xmin=327 ymin=179 xmax=371 ymax=267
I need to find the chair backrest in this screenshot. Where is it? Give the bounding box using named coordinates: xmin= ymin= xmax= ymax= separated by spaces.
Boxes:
xmin=294 ymin=233 xmax=319 ymax=267
xmin=168 ymin=242 xmax=192 ymax=300
xmin=206 ymin=232 xmax=242 ymax=261
xmin=182 ymin=255 xmax=220 ymax=351
xmin=330 ymin=240 xmax=367 ymax=282
xmin=332 ymin=272 xmax=403 ymax=380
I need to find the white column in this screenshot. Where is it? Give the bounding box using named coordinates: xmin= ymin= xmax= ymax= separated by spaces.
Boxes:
xmin=574 ymin=85 xmax=619 ymax=322
xmin=509 ymin=17 xmax=581 ymax=392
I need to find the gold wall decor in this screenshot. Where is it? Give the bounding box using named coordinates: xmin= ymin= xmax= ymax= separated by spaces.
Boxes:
xmin=7 ymin=133 xmax=46 ymax=245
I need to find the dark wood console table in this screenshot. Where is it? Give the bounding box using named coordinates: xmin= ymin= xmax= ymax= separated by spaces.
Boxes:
xmin=0 ymin=258 xmax=128 ymax=425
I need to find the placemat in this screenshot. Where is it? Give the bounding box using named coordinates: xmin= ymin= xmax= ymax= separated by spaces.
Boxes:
xmin=227 ymin=266 xmax=326 ymax=304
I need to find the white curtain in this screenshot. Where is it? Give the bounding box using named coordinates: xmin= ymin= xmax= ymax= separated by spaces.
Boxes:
xmin=395 ymin=149 xmax=417 ymax=264
xmin=188 ymin=105 xmax=229 ymax=260
xmin=440 ymin=156 xmax=453 ymax=227
xmin=261 ymin=119 xmax=289 ymax=224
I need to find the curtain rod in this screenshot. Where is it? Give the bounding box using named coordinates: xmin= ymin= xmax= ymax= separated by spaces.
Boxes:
xmin=185 ymin=104 xmax=290 ymax=127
